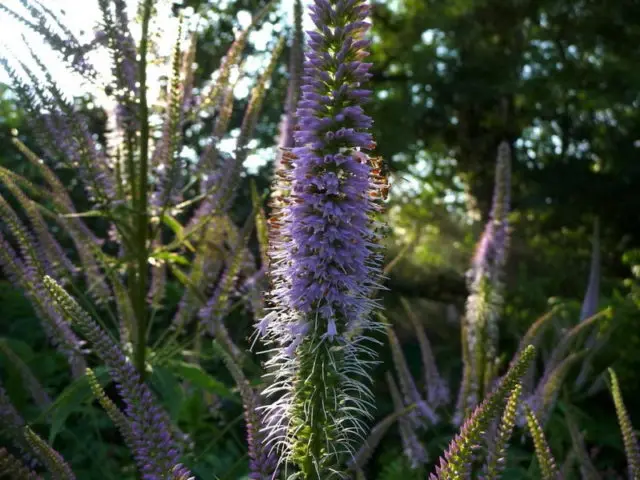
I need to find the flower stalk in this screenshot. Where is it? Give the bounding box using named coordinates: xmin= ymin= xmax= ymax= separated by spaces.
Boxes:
xmin=259 ymin=0 xmax=384 ymax=476
xmin=132 ymin=0 xmax=155 ymax=379
xmin=456 ymin=141 xmax=511 ymax=421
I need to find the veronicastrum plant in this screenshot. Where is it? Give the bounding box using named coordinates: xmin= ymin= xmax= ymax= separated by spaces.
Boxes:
xmin=0 ymin=0 xmax=285 ymax=477
xmin=255 ymin=0 xmax=387 ymax=477
xmin=0 ymin=0 xmax=631 ymax=480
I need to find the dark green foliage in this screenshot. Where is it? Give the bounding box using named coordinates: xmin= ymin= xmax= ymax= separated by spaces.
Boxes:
xmin=378 ymin=453 xmax=426 ymax=480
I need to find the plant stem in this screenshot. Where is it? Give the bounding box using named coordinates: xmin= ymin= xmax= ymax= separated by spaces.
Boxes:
xmin=133 ymin=0 xmax=154 ymax=379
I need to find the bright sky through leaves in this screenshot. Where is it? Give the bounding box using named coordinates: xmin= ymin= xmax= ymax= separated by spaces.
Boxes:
xmin=0 ymin=0 xmax=303 ymax=173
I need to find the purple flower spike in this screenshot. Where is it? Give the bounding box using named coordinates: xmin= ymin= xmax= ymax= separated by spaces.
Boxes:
xmin=268 ymin=0 xmax=381 ymax=339
xmin=456 ymin=141 xmax=511 ymax=422
xmin=471 ymin=141 xmax=511 ymax=281
xmin=259 ymin=0 xmax=384 ymax=472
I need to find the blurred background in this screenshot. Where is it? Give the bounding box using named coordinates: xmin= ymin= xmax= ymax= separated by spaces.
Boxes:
xmin=1 ymin=0 xmax=640 ymax=478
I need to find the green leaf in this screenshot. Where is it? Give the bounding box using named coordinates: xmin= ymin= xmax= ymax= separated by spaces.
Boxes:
xmin=165 ymin=361 xmax=238 ymax=401
xmin=161 ymin=214 xmax=195 ymax=251
xmin=168 ymin=264 xmax=192 ymax=289
xmin=40 ymin=366 xmax=110 ymax=443
xmin=59 ymin=209 xmax=107 ymax=218
xmin=150 ymin=366 xmax=184 ymax=421
xmin=0 ymin=337 xmax=34 ymax=361
xmin=152 ymin=251 xmax=190 ymax=266
xmin=162 ymin=213 xmax=184 ymax=237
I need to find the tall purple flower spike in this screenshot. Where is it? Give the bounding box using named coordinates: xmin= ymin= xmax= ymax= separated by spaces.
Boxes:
xmin=456 ymin=141 xmax=511 ymax=423
xmin=471 ymin=141 xmax=511 ymax=280
xmin=258 ymin=0 xmax=384 ymax=474
xmin=274 ymin=0 xmax=380 ymax=336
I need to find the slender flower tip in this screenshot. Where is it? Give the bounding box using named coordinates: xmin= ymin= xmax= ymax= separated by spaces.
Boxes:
xmin=493 ymin=142 xmax=512 ymax=213
xmin=580 ymin=217 xmax=601 ymax=321
xmin=470 ymin=141 xmax=512 ymax=280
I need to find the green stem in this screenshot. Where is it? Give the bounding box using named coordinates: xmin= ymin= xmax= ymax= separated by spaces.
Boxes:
xmin=293 ymin=337 xmax=340 ymax=480
xmin=133 ymin=0 xmax=154 ymax=379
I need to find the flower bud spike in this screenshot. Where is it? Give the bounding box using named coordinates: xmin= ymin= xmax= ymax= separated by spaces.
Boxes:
xmin=609 ymin=369 xmax=640 ymax=479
